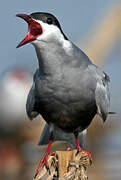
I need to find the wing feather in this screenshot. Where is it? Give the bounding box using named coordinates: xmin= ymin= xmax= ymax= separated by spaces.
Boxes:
xmin=38 ymin=123 xmax=87 ymax=148
xmin=26 ymin=70 xmax=40 ymax=120
xmin=95 ymin=72 xmax=110 ymax=122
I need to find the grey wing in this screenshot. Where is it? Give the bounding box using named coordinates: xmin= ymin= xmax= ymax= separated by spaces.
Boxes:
xmin=38 ymin=123 xmax=87 ymax=149
xmin=26 ymin=70 xmax=41 ymax=120
xmin=95 ymin=71 xmax=110 ymax=122
xmin=26 ymin=82 xmax=39 ymax=120
xmin=26 ymin=69 xmax=41 ymax=120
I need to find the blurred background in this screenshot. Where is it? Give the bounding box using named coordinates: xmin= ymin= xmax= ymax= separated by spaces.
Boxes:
xmin=0 ymin=0 xmax=121 ymax=179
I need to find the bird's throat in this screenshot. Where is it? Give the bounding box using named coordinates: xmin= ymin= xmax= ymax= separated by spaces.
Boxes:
xmin=34 ymin=41 xmax=71 ymax=76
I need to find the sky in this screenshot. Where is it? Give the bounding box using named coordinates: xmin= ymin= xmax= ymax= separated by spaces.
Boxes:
xmin=0 ymin=0 xmax=120 ymax=73
xmin=0 ymin=0 xmax=121 ymax=112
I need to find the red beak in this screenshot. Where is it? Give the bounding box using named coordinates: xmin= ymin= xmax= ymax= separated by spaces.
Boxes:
xmin=16 ymin=14 xmax=43 ymax=48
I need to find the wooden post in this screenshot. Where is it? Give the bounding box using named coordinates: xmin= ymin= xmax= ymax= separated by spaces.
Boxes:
xmin=57 ymin=150 xmax=73 ymax=177
xmin=34 ymin=149 xmax=91 ymax=180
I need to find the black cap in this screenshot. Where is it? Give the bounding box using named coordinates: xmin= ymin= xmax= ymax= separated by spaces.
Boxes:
xmin=30 ymin=12 xmax=68 ymax=40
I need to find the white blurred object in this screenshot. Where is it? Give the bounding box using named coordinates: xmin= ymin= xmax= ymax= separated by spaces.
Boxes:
xmin=0 ymin=67 xmax=32 ymax=129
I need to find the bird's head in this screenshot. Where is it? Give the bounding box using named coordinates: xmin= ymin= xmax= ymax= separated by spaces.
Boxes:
xmin=16 ymin=12 xmax=68 ymax=48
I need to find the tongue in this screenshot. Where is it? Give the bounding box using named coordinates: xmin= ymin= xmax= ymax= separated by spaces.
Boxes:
xmin=16 ymin=14 xmax=43 ymax=48
xmin=16 ymin=31 xmax=35 ymax=48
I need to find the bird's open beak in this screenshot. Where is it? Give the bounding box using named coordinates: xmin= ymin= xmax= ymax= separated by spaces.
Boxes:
xmin=16 ymin=14 xmax=43 ymax=48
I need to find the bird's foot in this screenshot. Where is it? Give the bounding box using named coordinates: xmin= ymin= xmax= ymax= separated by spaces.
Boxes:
xmin=34 ymin=140 xmax=53 ymax=178
xmin=34 ymin=152 xmax=50 ymax=179
xmin=67 ymin=147 xmax=73 ymax=151
xmin=51 ymin=152 xmax=56 ymax=156
xmin=77 ymin=147 xmax=92 ymax=165
xmin=34 ymin=154 xmax=51 ymax=178
xmin=34 ymin=151 xmax=56 ymax=179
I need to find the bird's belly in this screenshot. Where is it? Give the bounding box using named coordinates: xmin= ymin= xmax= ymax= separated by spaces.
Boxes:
xmin=38 ymin=97 xmax=96 ymax=132
xmin=36 ymin=78 xmax=97 ymax=132
xmin=50 ymin=110 xmax=96 ymax=132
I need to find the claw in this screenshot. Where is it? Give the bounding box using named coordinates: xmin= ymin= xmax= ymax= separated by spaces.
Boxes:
xmin=45 ymin=165 xmax=51 ymax=174
xmin=77 ymin=148 xmax=93 ymax=165
xmin=34 ymin=141 xmax=53 ymax=178
xmin=67 ymin=147 xmax=72 ymax=151
xmin=34 ymin=173 xmax=38 ymax=179
xmin=34 ymin=154 xmax=50 ymax=178
xmin=80 ymin=149 xmax=92 ymax=161
xmin=51 ymin=152 xmax=56 ymax=156
xmin=89 ymin=159 xmax=92 ymax=166
xmin=74 ymin=133 xmax=92 ymax=165
xmin=76 ymin=147 xmax=81 ymax=154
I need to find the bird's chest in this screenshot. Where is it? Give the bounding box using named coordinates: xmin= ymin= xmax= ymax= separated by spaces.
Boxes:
xmin=34 ymin=72 xmax=96 ymax=131
xmin=35 ymin=75 xmax=74 ymax=107
xmin=35 ymin=73 xmax=95 ymax=116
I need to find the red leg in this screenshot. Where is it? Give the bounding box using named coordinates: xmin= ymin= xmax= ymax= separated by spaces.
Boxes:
xmin=74 ymin=131 xmax=92 ymax=162
xmin=75 ymin=135 xmax=81 ymax=151
xmin=34 ymin=124 xmax=55 ymax=178
xmin=34 ymin=141 xmax=52 ymax=179
xmin=79 ymin=148 xmax=92 ymax=161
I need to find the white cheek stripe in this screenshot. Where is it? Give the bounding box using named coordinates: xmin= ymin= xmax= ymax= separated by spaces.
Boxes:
xmin=35 ymin=20 xmax=64 ymax=40
xmin=33 ymin=19 xmax=72 ymax=53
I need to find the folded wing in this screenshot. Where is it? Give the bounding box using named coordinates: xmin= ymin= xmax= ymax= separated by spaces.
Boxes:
xmin=95 ymin=71 xmax=110 ymax=122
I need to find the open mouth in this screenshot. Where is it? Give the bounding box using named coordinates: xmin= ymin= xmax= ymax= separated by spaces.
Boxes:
xmin=16 ymin=14 xmax=43 ymax=48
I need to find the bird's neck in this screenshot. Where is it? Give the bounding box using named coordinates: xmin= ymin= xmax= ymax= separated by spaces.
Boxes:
xmin=34 ymin=39 xmax=73 ymax=76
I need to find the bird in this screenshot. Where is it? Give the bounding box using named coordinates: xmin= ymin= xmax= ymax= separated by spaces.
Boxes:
xmin=16 ymin=12 xmax=110 ymax=178
xmin=38 ymin=123 xmax=87 ymax=149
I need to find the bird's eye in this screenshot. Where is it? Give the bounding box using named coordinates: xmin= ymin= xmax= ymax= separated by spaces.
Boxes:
xmin=46 ymin=18 xmax=53 ymax=25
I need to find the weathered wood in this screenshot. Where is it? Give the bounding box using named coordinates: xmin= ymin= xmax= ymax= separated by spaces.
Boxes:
xmin=56 ymin=150 xmax=73 ymax=177
xmin=34 ymin=149 xmax=91 ymax=180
